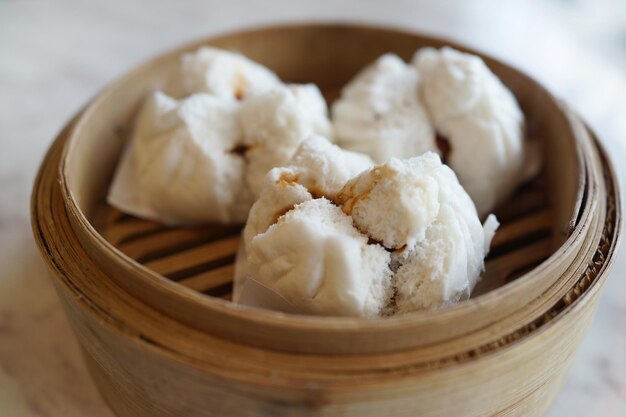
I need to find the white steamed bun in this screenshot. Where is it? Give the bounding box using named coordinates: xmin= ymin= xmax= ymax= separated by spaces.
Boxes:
xmin=332 ymin=54 xmax=436 ymax=163
xmin=332 ymin=48 xmax=527 ymax=216
xmin=241 ymin=151 xmax=498 ymax=317
xmin=109 ymin=48 xmax=333 ymax=225
xmin=239 ymin=84 xmax=332 ymax=197
xmin=243 ymin=135 xmax=374 ymax=246
xmin=338 ymin=153 xmax=499 ymax=313
xmin=108 ymin=92 xmax=251 ymax=225
xmin=181 ymin=47 xmax=281 ymax=100
xmin=247 ymin=198 xmax=393 ymax=317
xmin=414 ymin=47 xmax=525 ymax=217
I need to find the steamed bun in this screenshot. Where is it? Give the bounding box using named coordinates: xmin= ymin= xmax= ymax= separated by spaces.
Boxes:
xmin=181 ymin=47 xmax=281 ymax=100
xmin=414 ymin=47 xmax=525 ymax=217
xmin=239 ymin=84 xmax=332 ymax=196
xmin=109 ymin=48 xmax=334 ymax=225
xmin=242 ymin=166 xmax=314 ymax=247
xmin=337 ymin=156 xmax=440 ymax=251
xmin=243 ymin=135 xmax=374 ymax=245
xmin=332 ymin=54 xmax=436 ymax=163
xmin=286 ymin=134 xmax=374 ymax=199
xmin=394 ymin=207 xmax=499 ymax=312
xmin=337 ymin=153 xmax=498 ymax=313
xmin=247 ymin=198 xmax=393 ymax=317
xmin=331 ymin=48 xmax=527 ymax=217
xmin=241 ymin=137 xmax=389 ymax=317
xmin=108 ymin=92 xmax=251 ymax=225
xmin=241 ymin=151 xmax=498 ymax=317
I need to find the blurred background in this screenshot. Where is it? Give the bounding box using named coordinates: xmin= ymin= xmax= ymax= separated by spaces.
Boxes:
xmin=1 ymin=1 xmax=625 ymax=416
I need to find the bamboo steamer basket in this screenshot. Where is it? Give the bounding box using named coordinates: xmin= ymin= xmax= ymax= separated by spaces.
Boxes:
xmin=31 ymin=24 xmax=621 ymax=417
xmin=59 ymin=24 xmax=590 ymax=355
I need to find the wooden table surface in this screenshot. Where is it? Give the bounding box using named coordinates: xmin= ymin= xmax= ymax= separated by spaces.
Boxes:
xmin=1 ymin=0 xmax=625 ymax=416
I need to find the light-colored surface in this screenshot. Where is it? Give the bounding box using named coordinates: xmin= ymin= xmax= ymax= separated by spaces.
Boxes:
xmin=1 ymin=1 xmax=625 ymax=416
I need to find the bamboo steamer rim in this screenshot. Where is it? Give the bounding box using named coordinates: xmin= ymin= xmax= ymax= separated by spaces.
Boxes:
xmin=56 ymin=24 xmax=601 ymax=351
xmin=33 ymin=112 xmax=621 ymax=384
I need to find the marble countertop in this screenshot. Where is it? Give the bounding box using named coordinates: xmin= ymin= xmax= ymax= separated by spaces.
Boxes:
xmin=1 ymin=1 xmax=625 ymax=416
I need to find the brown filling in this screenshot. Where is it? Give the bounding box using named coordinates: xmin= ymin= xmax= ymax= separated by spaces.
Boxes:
xmin=436 ymin=133 xmax=451 ymax=164
xmin=276 ymin=171 xmax=301 ymax=188
xmin=337 ymin=165 xmax=391 ymax=216
xmin=229 ymin=144 xmax=249 ymax=156
xmin=271 ymin=206 xmax=295 ymax=226
xmin=308 ymin=187 xmax=325 ymax=200
xmin=233 ymin=72 xmax=249 ymax=101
